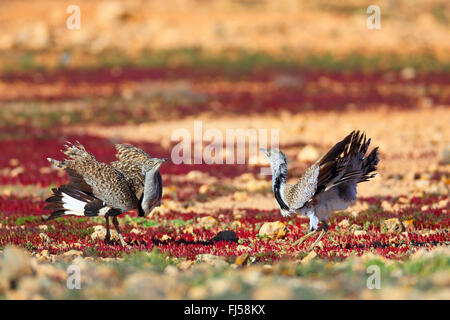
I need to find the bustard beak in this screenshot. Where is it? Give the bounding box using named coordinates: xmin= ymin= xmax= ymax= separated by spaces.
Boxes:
xmin=260 ymin=148 xmax=269 ymax=157
xmin=155 ymin=158 xmax=167 ymax=168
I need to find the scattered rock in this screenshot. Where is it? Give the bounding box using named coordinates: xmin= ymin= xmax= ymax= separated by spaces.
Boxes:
xmin=349 ymin=224 xmax=363 ymax=232
xmin=302 ymin=251 xmax=317 ymax=263
xmin=188 ymin=285 xmax=208 ymax=299
xmin=160 ymin=234 xmax=172 ymax=242
xmin=235 ymin=253 xmax=249 ymax=266
xmin=90 ymin=225 xmax=119 ymax=242
xmin=198 ymin=185 xmax=209 ymax=194
xmin=338 ymin=219 xmax=350 ymax=229
xmin=178 ymin=260 xmax=194 ymax=270
xmin=354 ymin=230 xmax=367 ymax=236
xmin=259 ymin=221 xmax=287 ymax=240
xmin=0 ymin=246 xmax=34 ymax=284
xmin=297 ymin=145 xmax=319 ymax=162
xmin=130 ymin=228 xmax=143 ymax=235
xmin=351 ymin=211 xmax=360 ymax=218
xmin=211 ymin=230 xmax=238 ymax=243
xmin=63 ymin=250 xmax=83 ymax=259
xmin=232 ymin=209 xmax=245 ymax=219
xmin=402 ymin=220 xmax=415 ymax=231
xmin=39 ymin=233 xmax=52 ymax=245
xmin=164 ymin=265 xmax=179 ymax=276
xmin=197 ymin=216 xmax=218 ymax=229
xmin=231 ymin=220 xmax=242 ymax=229
xmin=196 ymin=254 xmax=228 ymax=267
xmin=381 ymin=218 xmax=404 ymax=233
xmin=400 ymin=67 xmax=416 ymax=80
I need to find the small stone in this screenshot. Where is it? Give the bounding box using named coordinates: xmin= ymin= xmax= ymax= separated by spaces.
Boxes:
xmin=402 ymin=220 xmax=415 ymax=231
xmin=354 ymin=230 xmax=367 ymax=236
xmin=381 ymin=218 xmax=404 ymax=234
xmin=9 ymin=158 xmax=20 ymax=166
xmin=338 ymin=219 xmax=350 ymax=228
xmin=302 ymin=251 xmax=317 ymax=263
xmin=258 ymin=221 xmax=287 ymax=240
xmin=197 ymin=216 xmax=218 ymax=229
xmin=178 ymin=260 xmax=194 ymax=270
xmin=164 ymin=265 xmax=179 ymax=276
xmin=130 ymin=228 xmax=143 ymax=235
xmin=381 ymin=200 xmax=394 ymax=211
xmin=198 ymin=185 xmax=209 ymax=194
xmin=235 ymin=253 xmax=249 ymax=266
xmin=196 ymin=254 xmax=228 ymax=267
xmin=351 ymin=211 xmax=360 ymax=218
xmin=90 ymin=225 xmax=119 ymax=242
xmin=232 ymin=209 xmax=244 ymax=219
xmin=161 ymin=234 xmax=172 ymax=241
xmin=63 ymin=250 xmax=83 ymax=259
xmin=349 ymin=224 xmax=363 ymax=232
xmin=297 ymin=145 xmax=319 ymax=162
xmin=400 ymin=67 xmax=416 ymax=80
xmin=0 ymin=246 xmax=34 ymax=283
xmin=231 ymin=220 xmax=242 ymax=229
xmin=39 ymin=233 xmax=52 ymax=245
xmin=211 ymin=230 xmax=238 ymax=242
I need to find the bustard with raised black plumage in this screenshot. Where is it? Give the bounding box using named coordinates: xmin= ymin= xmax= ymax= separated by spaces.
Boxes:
xmin=261 ymin=130 xmax=379 ymax=250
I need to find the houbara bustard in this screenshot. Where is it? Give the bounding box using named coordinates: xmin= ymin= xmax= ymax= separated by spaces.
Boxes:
xmin=261 ymin=130 xmax=379 ymax=250
xmin=44 ymin=142 xmax=166 ymax=246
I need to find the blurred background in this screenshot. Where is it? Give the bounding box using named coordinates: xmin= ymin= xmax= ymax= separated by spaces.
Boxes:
xmin=0 ymin=0 xmax=449 ymax=300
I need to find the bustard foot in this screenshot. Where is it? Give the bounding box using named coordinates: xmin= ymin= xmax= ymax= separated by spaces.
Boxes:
xmin=308 ymin=221 xmax=329 ymax=251
xmin=294 ymin=221 xmax=329 ymax=250
xmin=112 ymin=216 xmax=131 ymax=249
xmin=293 ymin=230 xmax=317 ymax=246
xmin=118 ymin=234 xmax=130 ymax=248
xmin=308 ymin=229 xmax=326 ymax=251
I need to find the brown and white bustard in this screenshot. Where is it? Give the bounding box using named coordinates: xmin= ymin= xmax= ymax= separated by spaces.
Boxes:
xmin=44 ymin=142 xmax=166 ymax=246
xmin=261 ymin=130 xmax=379 ymax=250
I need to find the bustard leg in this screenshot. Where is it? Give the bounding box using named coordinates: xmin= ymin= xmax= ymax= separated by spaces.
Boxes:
xmin=293 ymin=230 xmax=317 ymax=246
xmin=104 ymin=216 xmax=111 ymax=244
xmin=309 ymin=221 xmax=329 ymax=251
xmin=112 ymin=216 xmax=128 ymax=247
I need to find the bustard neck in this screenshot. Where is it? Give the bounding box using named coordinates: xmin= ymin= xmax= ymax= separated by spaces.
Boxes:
xmin=271 ymin=161 xmax=289 ymax=211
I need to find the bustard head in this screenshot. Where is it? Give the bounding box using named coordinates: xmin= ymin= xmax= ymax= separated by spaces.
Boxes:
xmin=260 ymin=148 xmax=287 ymax=171
xmin=142 ymin=157 xmax=167 ymax=175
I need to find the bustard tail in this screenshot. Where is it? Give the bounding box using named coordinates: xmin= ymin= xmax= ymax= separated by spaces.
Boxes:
xmin=44 ymin=184 xmax=113 ymax=221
